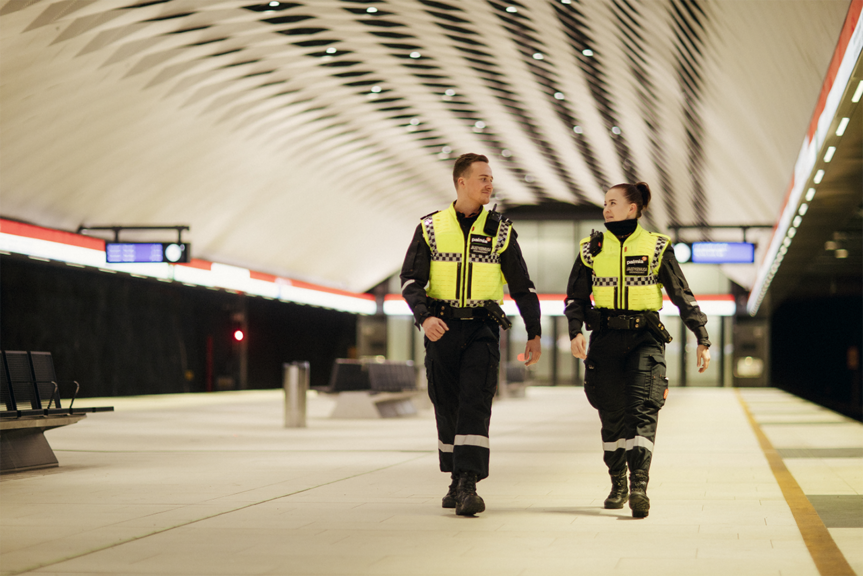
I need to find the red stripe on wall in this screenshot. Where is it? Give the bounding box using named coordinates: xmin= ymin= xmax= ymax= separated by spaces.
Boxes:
xmin=0 ymin=218 xmax=105 ymax=250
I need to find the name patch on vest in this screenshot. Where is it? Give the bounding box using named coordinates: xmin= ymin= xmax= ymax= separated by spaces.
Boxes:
xmin=625 ymin=255 xmax=649 ymax=276
xmin=469 ymin=236 xmax=493 ymax=256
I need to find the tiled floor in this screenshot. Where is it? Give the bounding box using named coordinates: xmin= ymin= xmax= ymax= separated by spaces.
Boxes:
xmin=1 ymin=387 xmax=860 ymax=576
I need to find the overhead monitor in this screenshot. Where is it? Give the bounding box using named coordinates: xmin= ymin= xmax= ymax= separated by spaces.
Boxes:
xmin=690 ymin=242 xmax=755 ymax=264
xmin=105 ymin=242 xmax=190 ymax=264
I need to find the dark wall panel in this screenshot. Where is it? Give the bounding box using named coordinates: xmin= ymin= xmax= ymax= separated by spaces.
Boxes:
xmin=0 ymin=256 xmax=356 ymax=396
xmin=772 ymin=295 xmax=862 ymax=421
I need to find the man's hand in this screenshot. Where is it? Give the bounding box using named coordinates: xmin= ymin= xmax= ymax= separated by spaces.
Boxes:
xmin=696 ymin=345 xmax=711 ymax=373
xmin=523 ymin=336 xmax=541 ymax=366
xmin=570 ymin=333 xmax=586 ymax=359
xmin=422 ymin=316 xmax=449 ymax=342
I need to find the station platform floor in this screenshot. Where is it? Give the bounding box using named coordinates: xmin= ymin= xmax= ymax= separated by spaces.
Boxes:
xmin=1 ymin=386 xmax=861 ymax=576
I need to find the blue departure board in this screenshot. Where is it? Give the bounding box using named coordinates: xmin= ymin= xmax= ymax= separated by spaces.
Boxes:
xmin=105 ymin=243 xmax=189 ymax=263
xmin=691 ymin=242 xmax=755 ymax=264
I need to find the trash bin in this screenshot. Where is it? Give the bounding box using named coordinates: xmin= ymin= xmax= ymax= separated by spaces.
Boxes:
xmin=283 ymin=361 xmax=309 ymax=428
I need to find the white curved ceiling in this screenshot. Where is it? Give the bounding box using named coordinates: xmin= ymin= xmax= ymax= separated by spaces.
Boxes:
xmin=0 ymin=0 xmax=851 ymax=291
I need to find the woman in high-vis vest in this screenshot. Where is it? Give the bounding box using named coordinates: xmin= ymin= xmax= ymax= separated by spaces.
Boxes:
xmin=564 ymin=182 xmax=711 ymax=518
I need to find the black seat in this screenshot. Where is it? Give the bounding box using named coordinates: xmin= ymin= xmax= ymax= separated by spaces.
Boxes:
xmin=30 ymin=351 xmax=76 ymax=411
xmin=326 ymin=360 xmax=371 ymax=392
xmin=3 ymin=351 xmax=48 ymax=416
xmin=368 ymin=361 xmax=417 ymax=392
xmin=1 ymin=354 xmax=18 ymax=418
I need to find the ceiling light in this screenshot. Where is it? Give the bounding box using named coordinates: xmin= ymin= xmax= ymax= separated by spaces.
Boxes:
xmin=787 ymin=227 xmax=797 ymax=238
xmin=410 ymin=118 xmax=420 ymax=125
xmin=573 ymin=125 xmax=583 ymax=134
xmin=852 ymin=80 xmax=863 ymax=103
xmin=798 ymin=203 xmax=808 ymax=215
xmin=445 ymin=89 xmax=455 ymax=96
xmin=813 ymin=169 xmax=824 ymax=184
xmin=410 ymin=51 xmax=421 ymax=58
xmin=805 ymin=188 xmax=816 ymax=201
xmin=582 ymin=49 xmax=594 ymax=57
xmin=533 ymin=52 xmax=544 ymax=60
xmin=366 ymin=6 xmax=378 ymax=13
xmin=792 ymin=215 xmax=802 ymax=227
xmin=782 ymin=236 xmax=792 ymax=248
xmin=501 ymin=149 xmax=512 ymax=157
xmin=554 ymin=92 xmax=565 ymax=100
xmin=326 ymin=47 xmax=337 ymax=54
xmin=825 ymin=240 xmax=838 ymax=250
xmin=779 ymin=245 xmax=787 ymax=256
xmin=525 ymin=175 xmax=535 ymax=183
xmin=823 ymin=146 xmax=836 ymax=162
xmin=562 ymin=0 xmax=571 ymax=3
xmin=506 ymin=6 xmax=518 ymax=13
xmin=611 ymin=126 xmax=621 ymax=135
xmin=269 ymin=1 xmax=279 ymax=6
xmin=836 ymin=249 xmax=849 ymax=259
xmin=371 ymin=86 xmax=381 ymax=93
xmin=836 ymin=117 xmax=850 ymax=136
xmin=441 ymin=146 xmax=452 ymax=153
xmin=475 ymin=121 xmax=486 ymax=129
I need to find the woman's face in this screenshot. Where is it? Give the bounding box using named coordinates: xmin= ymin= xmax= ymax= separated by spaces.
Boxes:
xmin=603 ymin=187 xmax=637 ymax=222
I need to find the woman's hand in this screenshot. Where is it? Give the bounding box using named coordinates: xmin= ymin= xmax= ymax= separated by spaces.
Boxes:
xmin=571 ymin=333 xmax=587 ymax=359
xmin=696 ymin=345 xmax=711 ymax=373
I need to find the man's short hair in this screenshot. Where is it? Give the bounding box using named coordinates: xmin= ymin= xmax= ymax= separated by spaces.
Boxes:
xmin=453 ymin=153 xmax=489 ymax=189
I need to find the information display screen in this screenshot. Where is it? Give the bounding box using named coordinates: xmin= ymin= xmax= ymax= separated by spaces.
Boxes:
xmin=691 ymin=242 xmax=754 ymax=264
xmin=106 ymin=243 xmax=189 ymax=263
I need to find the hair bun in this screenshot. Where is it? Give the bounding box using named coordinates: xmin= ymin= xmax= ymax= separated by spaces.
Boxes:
xmin=635 ymin=182 xmax=651 ymax=211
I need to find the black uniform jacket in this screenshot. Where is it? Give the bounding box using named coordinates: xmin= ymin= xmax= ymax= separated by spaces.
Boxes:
xmin=400 ymin=209 xmax=542 ymax=340
xmin=564 ymin=240 xmax=710 ymax=346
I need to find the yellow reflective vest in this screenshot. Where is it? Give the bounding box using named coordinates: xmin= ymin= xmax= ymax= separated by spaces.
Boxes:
xmin=579 ymin=223 xmax=670 ymax=311
xmin=422 ymin=204 xmax=512 ymax=307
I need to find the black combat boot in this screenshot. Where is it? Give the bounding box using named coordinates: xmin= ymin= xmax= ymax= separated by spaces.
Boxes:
xmin=442 ymin=473 xmax=459 ymax=509
xmin=603 ymin=469 xmax=629 ymax=509
xmin=455 ymin=472 xmax=485 ymax=516
xmin=629 ymin=470 xmax=650 ymax=518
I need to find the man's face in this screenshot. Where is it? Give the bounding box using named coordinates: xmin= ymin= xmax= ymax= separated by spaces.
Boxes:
xmin=459 ymin=162 xmax=494 ymax=206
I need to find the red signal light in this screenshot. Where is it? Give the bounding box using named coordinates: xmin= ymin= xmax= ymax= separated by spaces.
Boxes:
xmin=233 ymin=329 xmax=245 ymax=342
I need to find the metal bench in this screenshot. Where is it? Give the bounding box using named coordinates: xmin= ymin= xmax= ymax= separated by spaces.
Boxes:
xmin=327 ymin=359 xmax=425 ymax=418
xmin=0 ymin=351 xmax=114 ymax=473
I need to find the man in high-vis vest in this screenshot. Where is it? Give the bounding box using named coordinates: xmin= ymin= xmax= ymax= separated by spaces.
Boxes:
xmin=400 ymin=153 xmax=542 ymax=516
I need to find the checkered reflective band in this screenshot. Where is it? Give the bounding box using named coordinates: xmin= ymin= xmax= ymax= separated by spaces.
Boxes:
xmin=494 ymin=219 xmax=510 ymax=254
xmin=652 ymin=237 xmax=668 ymax=273
xmin=469 ymin=252 xmax=499 ymax=264
xmin=464 ymin=299 xmax=489 ymax=308
xmin=581 ymin=241 xmax=594 ymax=267
xmin=592 ymin=276 xmax=618 ymax=287
xmin=625 ymin=275 xmax=658 ymax=286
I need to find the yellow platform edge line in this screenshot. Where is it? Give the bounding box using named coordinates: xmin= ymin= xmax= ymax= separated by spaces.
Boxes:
xmin=736 ymin=389 xmax=856 ymax=576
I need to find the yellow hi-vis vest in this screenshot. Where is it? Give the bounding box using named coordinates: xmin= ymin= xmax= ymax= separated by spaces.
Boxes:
xmin=579 ymin=223 xmax=670 ymax=311
xmin=422 ymin=204 xmax=512 ymax=307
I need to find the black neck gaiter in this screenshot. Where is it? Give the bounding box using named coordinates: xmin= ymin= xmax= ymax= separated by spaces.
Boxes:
xmin=604 ymin=219 xmax=638 ymax=240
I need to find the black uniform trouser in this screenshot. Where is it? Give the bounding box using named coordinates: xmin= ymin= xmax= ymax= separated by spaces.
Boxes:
xmin=425 ymin=318 xmax=500 ymax=481
xmin=583 ymin=329 xmax=668 ymax=476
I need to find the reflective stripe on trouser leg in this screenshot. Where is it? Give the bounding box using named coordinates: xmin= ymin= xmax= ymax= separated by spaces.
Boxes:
xmin=598 ymin=408 xmax=627 ymax=474
xmin=425 ymin=320 xmax=499 ymax=479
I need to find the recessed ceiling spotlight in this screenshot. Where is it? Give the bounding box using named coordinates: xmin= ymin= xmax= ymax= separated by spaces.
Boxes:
xmin=573 ymin=125 xmax=583 ymax=134
xmin=533 ymin=52 xmax=544 ymax=60
xmin=410 ymin=118 xmax=420 ymax=125
xmin=582 ymin=49 xmax=594 ymax=57
xmin=836 ymin=117 xmax=850 ymax=136
xmin=506 ymin=6 xmax=518 ymax=13
xmin=475 ymin=121 xmax=486 ymax=129
xmin=792 ymin=215 xmax=802 ymax=227
xmin=852 ymin=80 xmax=863 ymax=103
xmin=410 ymin=51 xmax=421 ymax=59
xmin=367 ymin=6 xmax=378 ymax=13
xmin=798 ymin=203 xmax=808 ymax=215
xmin=442 ymin=146 xmax=452 ymax=153
xmin=805 ymin=188 xmax=816 ymax=202
xmin=445 ymin=89 xmax=456 ymax=96
xmin=269 ymin=1 xmax=279 ymax=6
xmin=525 ymin=175 xmax=535 ymax=183
xmin=371 ymin=85 xmax=381 ymax=93
xmin=823 ymin=146 xmax=836 ymax=162
xmin=554 ymin=92 xmax=565 ymax=100
xmin=611 ymin=126 xmax=621 ymax=135
xmin=501 ymin=149 xmax=512 ymax=157
xmin=326 ymin=47 xmax=337 ymax=54
xmin=562 ymin=0 xmax=571 ymax=4
xmin=813 ymin=169 xmax=825 ymax=184
xmin=787 ymin=227 xmax=797 ymax=238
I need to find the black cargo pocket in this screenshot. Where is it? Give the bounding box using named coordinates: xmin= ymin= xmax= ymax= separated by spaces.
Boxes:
xmin=583 ymin=359 xmax=601 ymax=409
xmin=647 ymin=353 xmax=668 ymax=409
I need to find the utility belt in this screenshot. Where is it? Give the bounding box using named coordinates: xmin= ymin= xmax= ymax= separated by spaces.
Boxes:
xmin=585 ymin=308 xmax=672 ymax=343
xmin=427 ymin=299 xmax=512 ymax=330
